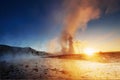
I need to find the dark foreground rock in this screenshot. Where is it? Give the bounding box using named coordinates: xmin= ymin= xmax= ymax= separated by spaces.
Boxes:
xmin=0 ymin=61 xmax=26 ymax=79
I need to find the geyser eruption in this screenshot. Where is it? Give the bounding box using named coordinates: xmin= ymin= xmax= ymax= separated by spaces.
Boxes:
xmin=68 ymin=36 xmax=74 ymax=54
xmin=47 ymin=0 xmax=120 ymax=54
xmin=60 ymin=0 xmax=100 ymax=54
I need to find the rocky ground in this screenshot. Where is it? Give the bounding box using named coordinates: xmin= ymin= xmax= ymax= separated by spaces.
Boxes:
xmin=1 ymin=56 xmax=120 ymax=80
xmin=1 ymin=45 xmax=120 ymax=79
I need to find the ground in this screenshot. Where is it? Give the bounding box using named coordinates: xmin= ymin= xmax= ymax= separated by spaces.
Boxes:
xmin=1 ymin=55 xmax=120 ymax=80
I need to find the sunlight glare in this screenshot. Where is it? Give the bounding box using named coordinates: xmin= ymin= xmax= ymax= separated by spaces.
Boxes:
xmin=83 ymin=48 xmax=97 ymax=56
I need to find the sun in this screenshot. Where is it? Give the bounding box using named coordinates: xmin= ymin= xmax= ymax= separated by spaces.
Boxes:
xmin=83 ymin=48 xmax=97 ymax=56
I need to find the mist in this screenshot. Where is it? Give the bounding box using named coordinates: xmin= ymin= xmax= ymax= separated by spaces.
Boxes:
xmin=59 ymin=0 xmax=120 ymax=53
xmin=0 ymin=53 xmax=39 ymax=62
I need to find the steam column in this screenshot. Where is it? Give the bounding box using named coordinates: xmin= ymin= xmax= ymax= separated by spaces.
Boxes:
xmin=68 ymin=36 xmax=74 ymax=54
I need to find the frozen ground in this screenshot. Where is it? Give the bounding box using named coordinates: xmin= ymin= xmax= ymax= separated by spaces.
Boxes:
xmin=1 ymin=56 xmax=120 ymax=80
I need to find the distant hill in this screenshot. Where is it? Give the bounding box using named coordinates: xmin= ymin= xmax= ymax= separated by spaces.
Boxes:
xmin=0 ymin=44 xmax=50 ymax=57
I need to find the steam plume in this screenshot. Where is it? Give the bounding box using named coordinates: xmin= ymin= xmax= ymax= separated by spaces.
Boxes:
xmin=60 ymin=0 xmax=120 ymax=54
xmin=60 ymin=0 xmax=100 ymax=53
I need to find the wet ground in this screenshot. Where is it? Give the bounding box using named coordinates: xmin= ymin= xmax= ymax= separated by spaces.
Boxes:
xmin=1 ymin=56 xmax=120 ymax=80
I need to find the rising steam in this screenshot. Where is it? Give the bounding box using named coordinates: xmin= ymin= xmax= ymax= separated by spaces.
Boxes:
xmin=60 ymin=0 xmax=120 ymax=54
xmin=47 ymin=0 xmax=120 ymax=54
xmin=60 ymin=0 xmax=100 ymax=53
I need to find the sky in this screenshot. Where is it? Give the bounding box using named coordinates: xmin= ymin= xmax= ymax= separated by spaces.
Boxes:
xmin=0 ymin=0 xmax=120 ymax=52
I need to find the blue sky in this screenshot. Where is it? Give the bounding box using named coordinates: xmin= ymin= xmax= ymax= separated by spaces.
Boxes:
xmin=0 ymin=0 xmax=120 ymax=51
